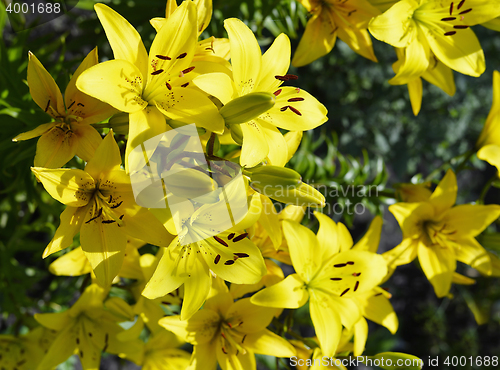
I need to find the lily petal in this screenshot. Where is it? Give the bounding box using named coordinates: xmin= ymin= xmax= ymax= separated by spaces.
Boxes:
xmin=444 ymin=204 xmax=500 ymax=238
xmin=250 ymin=274 xmax=308 ymax=309
xmin=43 ymin=206 xmax=89 ymax=258
xmin=264 ymin=87 xmax=328 ymax=131
xmin=84 ymin=131 xmax=122 ymax=179
xmin=76 ymin=59 xmax=147 ymax=113
xmin=292 ymin=11 xmax=336 ymax=67
xmin=240 ymin=120 xmax=269 ymax=168
xmin=255 ymin=33 xmax=290 ymax=92
xmin=422 ymin=25 xmax=484 ymax=77
xmin=12 ymin=122 xmax=54 ymax=142
xmin=243 ymin=329 xmax=296 ymax=357
xmin=477 ymin=144 xmax=500 ymax=173
xmin=34 ymin=127 xmax=78 ymax=168
xmin=31 ymin=167 xmax=95 ymax=207
xmin=418 ymin=242 xmax=455 ymax=297
xmin=353 ymin=215 xmax=383 ymax=253
xmin=428 ymin=169 xmax=457 ymax=215
xmin=27 ymin=52 xmax=65 ymax=118
xmin=94 ymin=3 xmax=149 ymax=78
xmin=368 ymin=0 xmax=419 ymax=48
xmin=226 ymin=298 xmax=278 ymax=334
xmin=155 ymin=88 xmax=224 ymax=134
xmin=145 ymin=1 xmax=197 ymax=96
xmin=283 ymin=220 xmax=322 ymax=282
xmin=224 ymin=18 xmax=262 ymax=95
xmin=353 ymin=317 xmax=368 ymax=357
xmin=159 ymin=309 xmax=220 ymax=345
xmin=80 ymin=219 xmax=128 ymax=287
xmin=73 ymin=124 xmax=102 ymax=163
xmin=309 ymin=289 xmax=342 ymax=357
xmin=49 ymin=247 xmax=91 ymax=276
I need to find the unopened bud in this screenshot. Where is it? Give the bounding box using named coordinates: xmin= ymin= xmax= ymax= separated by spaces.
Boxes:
xmin=108 ymin=112 xmax=130 ymax=134
xmin=248 ymin=165 xmax=301 ymax=187
xmin=220 ymin=92 xmax=276 ymax=125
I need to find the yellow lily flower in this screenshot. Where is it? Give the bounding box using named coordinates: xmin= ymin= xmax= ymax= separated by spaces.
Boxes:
xmin=31 ymin=131 xmax=173 ymax=286
xmin=193 ymin=18 xmax=328 ymax=167
xmin=477 ymin=71 xmax=500 ymax=172
xmin=292 ymin=0 xmax=381 ymax=67
xmin=369 ymin=0 xmax=500 ymax=81
xmin=76 ymin=2 xmax=224 ymax=170
xmin=35 ymin=284 xmax=142 ymax=370
xmin=386 ymin=169 xmax=500 ymax=297
xmin=142 ymin=172 xmax=267 ymax=319
xmin=251 ymin=212 xmax=387 ymax=357
xmin=12 ymin=48 xmax=117 ymax=168
xmin=159 ymin=278 xmax=295 ymax=370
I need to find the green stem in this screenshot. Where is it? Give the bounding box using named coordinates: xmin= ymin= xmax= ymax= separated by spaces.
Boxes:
xmin=207 ymin=133 xmax=216 ymax=157
xmin=455 ymin=150 xmax=475 ymax=173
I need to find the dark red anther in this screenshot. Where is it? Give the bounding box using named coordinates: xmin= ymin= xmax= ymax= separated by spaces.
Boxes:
xmin=156 ymin=55 xmax=171 ymax=60
xmin=288 ymin=106 xmax=302 ymax=116
xmin=457 ymin=0 xmax=465 ymax=10
xmin=177 ymin=52 xmax=187 ymax=59
xmin=334 ymin=263 xmax=346 ymax=268
xmin=228 ymin=233 xmax=235 ymax=240
xmin=459 ymin=8 xmax=472 ymax=14
xmin=151 ymin=69 xmax=164 ymax=75
xmin=225 ymin=260 xmax=235 ymax=265
xmin=233 ymin=233 xmax=248 ymax=242
xmin=68 ymin=101 xmax=76 ymax=109
xmin=354 ymin=281 xmax=359 ymax=292
xmin=242 ymin=334 xmax=247 ymax=343
xmin=346 ymin=261 xmax=354 ymax=265
xmin=77 ymin=103 xmax=85 ymax=107
xmin=110 ymin=201 xmax=123 ymax=209
xmin=213 ymin=236 xmax=228 ymax=247
xmin=285 ymin=74 xmax=298 ymax=80
xmin=234 ymin=253 xmax=249 ymax=258
xmin=222 ymin=347 xmax=228 ymax=354
xmin=273 ymin=89 xmax=282 ymax=96
xmin=444 ymin=31 xmax=457 ymax=36
xmin=454 ymin=25 xmax=469 ymax=29
xmin=45 ymin=100 xmax=50 ymax=112
xmin=182 ymin=66 xmax=195 ymax=74
xmin=340 ymin=288 xmax=350 ymax=297
xmin=330 ymin=277 xmax=342 ymax=281
xmin=214 ymin=254 xmax=221 ymax=264
xmin=181 ymin=82 xmax=189 ymax=87
xmin=288 ymin=97 xmax=305 ymax=102
xmin=275 ymin=75 xmax=289 ymax=81
xmin=166 ymin=82 xmax=172 ymax=90
xmin=441 ymin=17 xmax=456 ymax=21
xmin=280 ymin=106 xmax=288 ymax=112
xmin=450 ymin=2 xmax=454 ymax=15
xmin=352 ymin=272 xmax=361 ymax=277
